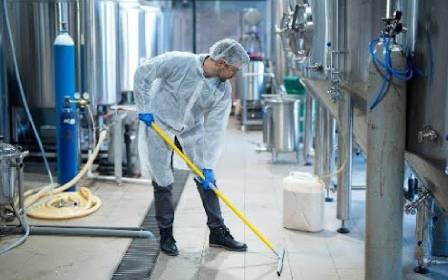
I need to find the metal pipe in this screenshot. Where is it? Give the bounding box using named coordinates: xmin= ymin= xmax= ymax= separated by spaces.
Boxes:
xmin=314 ymin=101 xmax=324 ymax=176
xmin=303 ymin=94 xmax=313 ymax=165
xmin=386 ymin=0 xmax=393 ymax=18
xmin=2 ymin=225 xmax=154 ymax=239
xmin=192 ymin=0 xmax=196 ymax=53
xmin=414 ymin=196 xmax=433 ymax=273
xmin=366 ymin=42 xmax=407 ymax=280
xmin=113 ymin=112 xmax=126 ymax=184
xmin=336 ymin=92 xmax=352 ymax=233
xmin=31 ymin=225 xmax=147 ymax=231
xmin=271 ymin=0 xmax=287 ymax=86
xmin=323 ymin=109 xmax=334 ymax=202
xmin=17 ymin=155 xmax=25 ymax=211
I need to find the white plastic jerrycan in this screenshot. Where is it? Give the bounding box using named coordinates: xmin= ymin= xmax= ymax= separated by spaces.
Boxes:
xmin=283 ymin=171 xmax=325 ymax=232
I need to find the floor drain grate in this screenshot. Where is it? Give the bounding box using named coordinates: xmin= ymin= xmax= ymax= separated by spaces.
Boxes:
xmin=112 ymin=170 xmax=190 ymax=280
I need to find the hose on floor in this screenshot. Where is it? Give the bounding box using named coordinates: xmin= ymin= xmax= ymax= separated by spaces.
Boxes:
xmin=24 ymin=130 xmax=107 ymax=219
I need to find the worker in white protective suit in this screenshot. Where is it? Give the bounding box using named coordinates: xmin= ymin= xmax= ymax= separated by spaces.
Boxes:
xmin=135 ymin=38 xmax=250 ymax=256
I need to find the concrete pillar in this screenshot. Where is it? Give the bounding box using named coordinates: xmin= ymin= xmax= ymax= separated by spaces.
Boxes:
xmin=365 ymin=43 xmax=407 ymax=280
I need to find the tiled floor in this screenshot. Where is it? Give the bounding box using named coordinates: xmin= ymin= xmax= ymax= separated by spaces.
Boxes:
xmin=150 ymin=118 xmax=448 ymax=280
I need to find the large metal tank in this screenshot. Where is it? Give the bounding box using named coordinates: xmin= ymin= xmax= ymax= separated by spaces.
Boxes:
xmin=401 ymin=0 xmax=448 ymax=166
xmin=118 ymin=0 xmax=141 ymax=94
xmin=85 ymin=0 xmax=162 ymax=105
xmin=308 ymin=0 xmax=326 ymax=73
xmin=4 ymin=0 xmax=79 ymax=109
xmin=241 ymin=61 xmax=265 ymax=101
xmin=84 ymin=0 xmax=119 ymax=106
xmin=271 ymin=0 xmax=288 ymax=85
xmin=343 ymin=0 xmax=385 ymax=83
xmin=0 ymin=28 xmax=7 ymax=140
xmin=118 ymin=2 xmax=160 ymax=93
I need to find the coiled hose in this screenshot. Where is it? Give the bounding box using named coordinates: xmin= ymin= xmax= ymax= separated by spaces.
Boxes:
xmin=24 ymin=130 xmax=107 ymax=219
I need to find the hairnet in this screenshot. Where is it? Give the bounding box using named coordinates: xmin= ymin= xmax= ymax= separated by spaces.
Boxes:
xmin=209 ymin=38 xmax=250 ymax=68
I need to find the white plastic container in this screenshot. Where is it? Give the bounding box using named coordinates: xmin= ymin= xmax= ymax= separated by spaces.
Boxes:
xmin=283 ymin=171 xmax=325 ymax=232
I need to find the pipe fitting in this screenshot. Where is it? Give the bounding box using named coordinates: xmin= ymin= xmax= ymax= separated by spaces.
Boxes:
xmin=417 ymin=126 xmax=439 ymax=143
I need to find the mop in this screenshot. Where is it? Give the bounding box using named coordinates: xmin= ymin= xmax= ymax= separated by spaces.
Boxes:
xmin=150 ymin=122 xmax=286 ymax=276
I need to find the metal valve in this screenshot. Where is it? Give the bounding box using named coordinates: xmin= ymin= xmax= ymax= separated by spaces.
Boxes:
xmin=417 ymin=126 xmax=439 ymax=143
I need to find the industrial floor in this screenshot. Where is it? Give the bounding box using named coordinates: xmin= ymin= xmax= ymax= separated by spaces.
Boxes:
xmin=1 ymin=117 xmax=448 ymax=280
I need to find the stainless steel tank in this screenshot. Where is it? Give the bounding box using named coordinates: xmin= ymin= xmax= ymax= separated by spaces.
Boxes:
xmin=0 ymin=32 xmax=7 ymax=140
xmin=0 ymin=142 xmax=20 ymax=205
xmin=86 ymin=0 xmax=161 ymax=104
xmin=85 ymin=0 xmax=119 ymax=106
xmin=343 ymin=0 xmax=385 ymax=83
xmin=5 ymin=0 xmax=79 ymax=109
xmin=271 ymin=0 xmax=288 ymax=85
xmin=265 ymin=97 xmax=299 ymax=152
xmin=308 ymin=0 xmax=326 ymax=72
xmin=141 ymin=5 xmax=160 ymax=59
xmin=118 ymin=0 xmax=141 ymax=94
xmin=117 ymin=1 xmax=161 ymax=94
xmin=241 ymin=61 xmax=265 ymax=101
xmin=400 ymin=0 xmax=448 ymax=165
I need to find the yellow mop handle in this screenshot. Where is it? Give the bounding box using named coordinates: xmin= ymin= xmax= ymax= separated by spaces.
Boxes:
xmin=150 ymin=122 xmax=277 ymax=253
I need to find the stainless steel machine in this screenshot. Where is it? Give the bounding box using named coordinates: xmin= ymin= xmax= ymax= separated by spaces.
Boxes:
xmin=238 ymin=8 xmax=267 ymax=131
xmin=263 ymin=95 xmax=301 ymax=162
xmin=1 ymin=0 xmax=168 ymax=181
xmin=271 ymin=0 xmax=448 ymax=278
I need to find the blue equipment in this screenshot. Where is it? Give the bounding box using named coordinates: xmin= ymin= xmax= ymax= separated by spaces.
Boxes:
xmin=54 ymin=30 xmax=79 ymax=191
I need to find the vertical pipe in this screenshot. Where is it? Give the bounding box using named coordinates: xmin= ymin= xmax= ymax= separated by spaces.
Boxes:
xmin=385 ymin=0 xmax=397 ymax=19
xmin=414 ymin=196 xmax=433 ymax=273
xmin=271 ymin=0 xmax=287 ymax=86
xmin=303 ymin=94 xmax=313 ymax=165
xmin=323 ymin=110 xmax=334 ymax=202
xmin=314 ymin=101 xmax=323 ymax=176
xmin=114 ymin=113 xmax=124 ymax=184
xmin=17 ymin=156 xmax=24 ymax=211
xmin=0 ymin=28 xmax=8 ymax=141
xmin=336 ymin=93 xmax=352 ymax=233
xmin=192 ymin=0 xmax=196 ymax=53
xmin=365 ymin=43 xmax=407 ymax=280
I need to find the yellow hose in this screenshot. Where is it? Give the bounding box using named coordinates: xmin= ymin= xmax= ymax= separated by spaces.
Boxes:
xmin=24 ymin=130 xmax=107 ymax=220
xmin=26 ymin=187 xmax=102 ymax=220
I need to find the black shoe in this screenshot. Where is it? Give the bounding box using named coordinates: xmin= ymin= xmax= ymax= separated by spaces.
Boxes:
xmin=160 ymin=227 xmax=179 ymax=256
xmin=209 ymin=226 xmax=247 ymax=252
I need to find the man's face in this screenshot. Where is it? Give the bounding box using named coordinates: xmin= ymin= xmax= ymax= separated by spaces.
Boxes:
xmin=216 ymin=61 xmax=240 ymax=81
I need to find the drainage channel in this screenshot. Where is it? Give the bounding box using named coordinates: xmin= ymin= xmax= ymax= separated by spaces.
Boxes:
xmin=112 ymin=170 xmax=190 ymax=280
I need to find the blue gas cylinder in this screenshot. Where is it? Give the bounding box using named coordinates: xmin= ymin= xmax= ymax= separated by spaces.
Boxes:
xmin=59 ymin=98 xmax=79 ymax=190
xmin=54 ymin=31 xmax=78 ymax=190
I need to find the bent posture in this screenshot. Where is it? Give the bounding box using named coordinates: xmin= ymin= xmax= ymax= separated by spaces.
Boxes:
xmin=134 ymin=39 xmax=249 ymax=256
